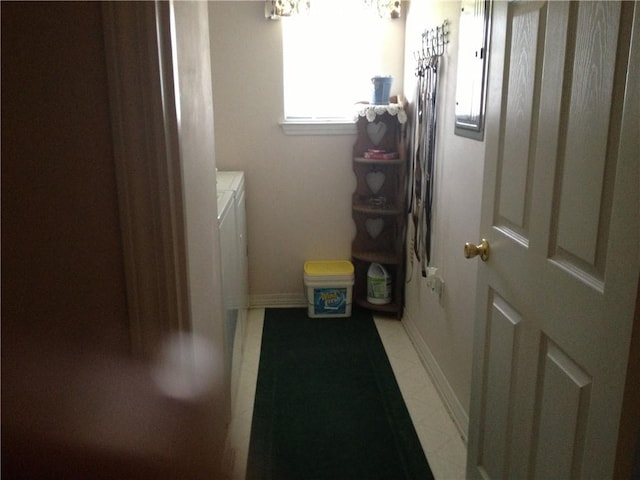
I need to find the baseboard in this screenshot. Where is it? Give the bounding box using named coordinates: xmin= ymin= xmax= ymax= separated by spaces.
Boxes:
xmin=249 ymin=293 xmax=307 ymax=309
xmin=402 ymin=311 xmax=469 ymax=443
xmin=230 ymin=307 xmax=248 ymax=411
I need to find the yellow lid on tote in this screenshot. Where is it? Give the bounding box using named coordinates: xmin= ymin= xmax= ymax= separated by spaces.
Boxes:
xmin=304 ymin=260 xmax=354 ymax=276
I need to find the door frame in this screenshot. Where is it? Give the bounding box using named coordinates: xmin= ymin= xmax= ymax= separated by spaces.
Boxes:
xmin=615 ymin=276 xmax=640 ymax=478
xmin=102 ymin=1 xmax=191 ymax=357
xmin=614 ymin=4 xmax=640 ymax=475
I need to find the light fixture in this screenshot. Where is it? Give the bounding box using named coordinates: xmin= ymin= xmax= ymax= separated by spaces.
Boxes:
xmin=266 ymin=0 xmax=400 ymax=20
xmin=265 ymin=0 xmax=310 ymax=19
xmin=364 ymin=0 xmax=401 ymax=19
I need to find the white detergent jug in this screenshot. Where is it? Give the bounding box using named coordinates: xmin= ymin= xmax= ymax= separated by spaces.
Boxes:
xmin=367 ymin=263 xmax=391 ymax=305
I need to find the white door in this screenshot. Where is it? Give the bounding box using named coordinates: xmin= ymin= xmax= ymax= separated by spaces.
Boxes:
xmin=467 ymin=1 xmax=639 ymax=479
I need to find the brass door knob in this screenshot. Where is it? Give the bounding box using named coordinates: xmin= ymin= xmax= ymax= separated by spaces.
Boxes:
xmin=464 ymin=239 xmax=490 ymax=261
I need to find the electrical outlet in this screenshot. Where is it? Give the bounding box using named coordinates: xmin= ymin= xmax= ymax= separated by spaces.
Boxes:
xmin=427 ymin=276 xmax=438 ymax=293
xmin=426 ymin=267 xmax=444 ymax=305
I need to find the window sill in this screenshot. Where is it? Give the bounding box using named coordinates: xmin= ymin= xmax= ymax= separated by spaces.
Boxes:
xmin=280 ymin=120 xmax=357 ymax=136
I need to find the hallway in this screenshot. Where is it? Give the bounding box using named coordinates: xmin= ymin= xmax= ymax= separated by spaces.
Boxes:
xmin=226 ymin=309 xmax=467 ymax=479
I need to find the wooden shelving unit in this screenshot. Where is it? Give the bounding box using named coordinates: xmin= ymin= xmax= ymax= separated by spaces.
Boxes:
xmin=351 ymin=102 xmax=407 ymax=318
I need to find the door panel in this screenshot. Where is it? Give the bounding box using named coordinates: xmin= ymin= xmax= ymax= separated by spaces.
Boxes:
xmin=555 ymin=2 xmax=620 ymax=268
xmin=468 ymin=1 xmax=638 ymax=479
xmin=477 ymin=292 xmax=522 ymax=479
xmin=553 ymin=2 xmax=621 ymax=279
xmin=496 ymin=2 xmax=542 ymax=242
xmin=531 ymin=339 xmax=592 ymax=479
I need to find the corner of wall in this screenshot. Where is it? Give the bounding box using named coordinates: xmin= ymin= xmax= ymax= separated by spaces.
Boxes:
xmin=402 ymin=309 xmax=469 ymax=442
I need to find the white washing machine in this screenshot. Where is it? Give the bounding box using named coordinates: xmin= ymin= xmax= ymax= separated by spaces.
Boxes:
xmin=216 ymin=171 xmax=248 ymax=409
xmin=217 ymin=171 xmax=247 ymax=311
xmin=217 ymin=188 xmax=236 ymax=402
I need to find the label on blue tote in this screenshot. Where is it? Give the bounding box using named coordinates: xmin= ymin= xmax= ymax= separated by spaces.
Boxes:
xmin=314 ymin=288 xmax=347 ymax=315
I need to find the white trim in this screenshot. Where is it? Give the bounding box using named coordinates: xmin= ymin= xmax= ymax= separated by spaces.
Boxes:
xmin=102 ymin=1 xmax=190 ymax=357
xmin=402 ymin=310 xmax=470 ymax=443
xmin=249 ymin=293 xmax=307 ymax=308
xmin=279 ymin=120 xmax=357 ymax=136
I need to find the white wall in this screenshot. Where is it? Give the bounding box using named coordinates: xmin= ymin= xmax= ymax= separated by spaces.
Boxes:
xmin=208 ymin=0 xmax=481 ymax=435
xmin=208 ymin=2 xmax=405 ymax=305
xmin=402 ymin=1 xmax=484 ymax=432
xmin=173 ymin=1 xmax=224 ymax=366
xmin=172 ymin=0 xmax=230 ymax=455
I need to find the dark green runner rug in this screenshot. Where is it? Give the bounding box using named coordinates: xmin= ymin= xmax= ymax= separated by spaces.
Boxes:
xmin=246 ymin=308 xmax=434 ymax=480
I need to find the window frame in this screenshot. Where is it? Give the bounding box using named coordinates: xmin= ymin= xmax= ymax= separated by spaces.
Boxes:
xmin=279 ymin=1 xmax=394 ymax=134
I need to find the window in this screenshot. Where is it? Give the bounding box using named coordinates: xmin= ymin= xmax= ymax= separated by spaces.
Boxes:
xmin=282 ymin=0 xmax=392 ymax=122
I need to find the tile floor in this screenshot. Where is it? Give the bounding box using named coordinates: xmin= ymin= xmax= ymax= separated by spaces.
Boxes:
xmin=225 ymin=308 xmax=467 ymax=479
